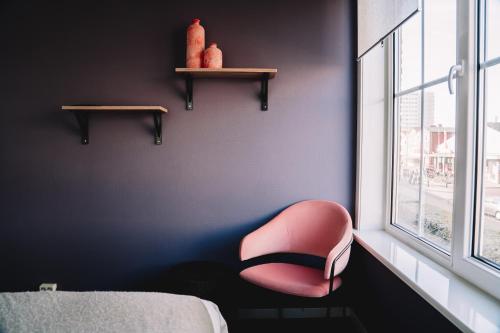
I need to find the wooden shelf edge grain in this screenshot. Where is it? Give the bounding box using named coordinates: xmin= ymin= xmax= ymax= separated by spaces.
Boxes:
xmin=175 ymin=68 xmax=277 ymax=79
xmin=61 ymin=105 xmax=168 ymax=113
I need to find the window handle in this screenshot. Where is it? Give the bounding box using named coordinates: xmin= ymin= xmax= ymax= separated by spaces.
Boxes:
xmin=448 ymin=60 xmax=465 ymax=94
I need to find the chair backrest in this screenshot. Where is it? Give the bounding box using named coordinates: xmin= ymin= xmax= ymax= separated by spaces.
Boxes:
xmin=240 ymin=200 xmax=352 ymax=262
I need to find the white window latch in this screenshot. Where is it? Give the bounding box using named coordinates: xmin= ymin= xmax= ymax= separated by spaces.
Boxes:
xmin=448 ymin=60 xmax=465 ymax=94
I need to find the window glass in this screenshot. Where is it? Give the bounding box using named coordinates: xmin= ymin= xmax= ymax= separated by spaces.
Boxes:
xmin=478 ymin=64 xmax=500 ymax=266
xmin=423 ymin=0 xmax=456 ymax=82
xmin=486 ymin=0 xmax=500 ymax=61
xmin=393 ymin=3 xmax=456 ymax=252
xmin=398 ymin=13 xmax=422 ymax=91
xmin=395 ymin=92 xmax=422 ymax=235
xmin=421 ymin=83 xmax=455 ymax=251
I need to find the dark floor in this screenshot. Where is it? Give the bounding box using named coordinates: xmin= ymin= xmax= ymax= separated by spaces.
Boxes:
xmin=230 ymin=318 xmax=364 ymax=333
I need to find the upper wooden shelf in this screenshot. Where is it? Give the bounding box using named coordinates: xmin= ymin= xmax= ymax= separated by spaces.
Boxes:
xmin=61 ymin=105 xmax=168 ymax=113
xmin=175 ymin=68 xmax=277 ymax=79
xmin=175 ymin=68 xmax=277 ymax=111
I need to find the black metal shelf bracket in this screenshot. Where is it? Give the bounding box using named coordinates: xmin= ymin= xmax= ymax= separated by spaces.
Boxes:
xmin=183 ymin=73 xmax=271 ymax=111
xmin=73 ymin=111 xmax=89 ymax=145
xmin=261 ymin=73 xmax=270 ymax=111
xmin=71 ymin=110 xmax=163 ymax=145
xmin=186 ymin=76 xmax=193 ymax=110
xmin=153 ymin=111 xmax=162 ymax=145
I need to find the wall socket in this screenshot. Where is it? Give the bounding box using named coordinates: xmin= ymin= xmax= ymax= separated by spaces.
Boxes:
xmin=39 ymin=283 xmax=57 ymax=291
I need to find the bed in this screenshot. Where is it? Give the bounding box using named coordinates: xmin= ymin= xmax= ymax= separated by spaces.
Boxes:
xmin=0 ymin=291 xmax=228 ymax=333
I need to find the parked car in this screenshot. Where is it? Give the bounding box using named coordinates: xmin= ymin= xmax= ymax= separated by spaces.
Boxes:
xmin=484 ymin=197 xmax=500 ymax=220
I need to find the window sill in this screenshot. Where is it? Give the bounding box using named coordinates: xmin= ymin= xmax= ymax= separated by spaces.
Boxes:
xmin=353 ymin=229 xmax=500 ymax=333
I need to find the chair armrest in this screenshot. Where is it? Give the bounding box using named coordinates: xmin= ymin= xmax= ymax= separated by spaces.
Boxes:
xmin=326 ymin=236 xmax=353 ymax=293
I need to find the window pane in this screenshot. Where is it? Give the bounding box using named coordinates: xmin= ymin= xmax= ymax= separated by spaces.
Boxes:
xmin=486 ymin=0 xmax=500 ymax=60
xmin=478 ymin=64 xmax=500 ymax=266
xmin=424 ymin=0 xmax=456 ymax=82
xmin=395 ymin=92 xmax=422 ymax=234
xmin=398 ymin=13 xmax=422 ymax=92
xmin=394 ymin=5 xmax=457 ymax=252
xmin=421 ymin=83 xmax=455 ymax=251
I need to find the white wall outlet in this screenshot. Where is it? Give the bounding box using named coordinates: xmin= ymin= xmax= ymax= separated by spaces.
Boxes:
xmin=39 ymin=283 xmax=57 ymax=291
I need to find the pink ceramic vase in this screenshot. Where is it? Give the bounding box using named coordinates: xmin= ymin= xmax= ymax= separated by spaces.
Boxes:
xmin=203 ymin=43 xmax=223 ymax=68
xmin=186 ymin=19 xmax=205 ymax=68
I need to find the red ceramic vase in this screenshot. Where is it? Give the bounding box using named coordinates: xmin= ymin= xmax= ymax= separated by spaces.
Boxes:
xmin=186 ymin=18 xmax=205 ymax=68
xmin=203 ymin=43 xmax=223 ymax=68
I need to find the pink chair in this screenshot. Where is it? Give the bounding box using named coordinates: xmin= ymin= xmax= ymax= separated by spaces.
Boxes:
xmin=239 ymin=200 xmax=353 ymax=298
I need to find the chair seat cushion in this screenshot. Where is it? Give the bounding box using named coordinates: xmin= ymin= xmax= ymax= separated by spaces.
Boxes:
xmin=240 ymin=263 xmax=342 ymax=298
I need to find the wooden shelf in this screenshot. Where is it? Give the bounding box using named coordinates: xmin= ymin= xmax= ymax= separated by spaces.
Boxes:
xmin=175 ymin=68 xmax=277 ymax=79
xmin=175 ymin=68 xmax=278 ymax=111
xmin=61 ymin=105 xmax=168 ymax=113
xmin=61 ymin=105 xmax=168 ymax=145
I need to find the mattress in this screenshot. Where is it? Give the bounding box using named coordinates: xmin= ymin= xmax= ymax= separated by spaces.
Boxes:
xmin=0 ymin=291 xmax=228 ymax=333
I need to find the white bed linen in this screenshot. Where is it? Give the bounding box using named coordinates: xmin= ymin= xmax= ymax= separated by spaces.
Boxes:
xmin=0 ymin=291 xmax=228 ymax=333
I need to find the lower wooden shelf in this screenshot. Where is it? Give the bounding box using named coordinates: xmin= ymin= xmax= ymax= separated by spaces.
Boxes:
xmin=61 ymin=105 xmax=168 ymax=145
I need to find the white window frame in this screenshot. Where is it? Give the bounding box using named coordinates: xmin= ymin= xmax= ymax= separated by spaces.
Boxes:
xmin=383 ymin=0 xmax=500 ymax=299
xmin=473 ymin=0 xmax=500 ymax=272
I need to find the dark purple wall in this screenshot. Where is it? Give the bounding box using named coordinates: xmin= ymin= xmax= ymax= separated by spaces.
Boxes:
xmin=0 ymin=0 xmax=356 ymax=291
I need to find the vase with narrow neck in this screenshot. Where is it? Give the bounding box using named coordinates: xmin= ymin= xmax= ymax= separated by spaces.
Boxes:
xmin=186 ymin=19 xmax=205 ymax=68
xmin=203 ymin=43 xmax=223 ymax=69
